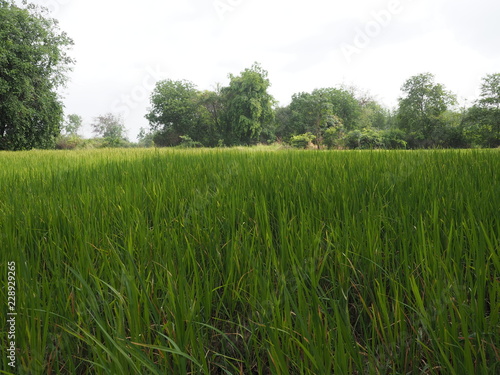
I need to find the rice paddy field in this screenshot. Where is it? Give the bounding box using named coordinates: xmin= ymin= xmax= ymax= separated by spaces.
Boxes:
xmin=1 ymin=148 xmax=499 ymax=375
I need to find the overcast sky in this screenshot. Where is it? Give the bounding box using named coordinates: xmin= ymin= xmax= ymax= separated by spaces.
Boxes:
xmin=23 ymin=0 xmax=500 ymax=140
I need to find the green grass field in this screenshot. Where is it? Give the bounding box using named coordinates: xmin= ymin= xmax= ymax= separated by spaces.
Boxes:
xmin=1 ymin=148 xmax=499 ymax=374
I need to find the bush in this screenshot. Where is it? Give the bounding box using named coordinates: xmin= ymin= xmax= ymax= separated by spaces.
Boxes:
xmin=153 ymin=128 xmax=182 ymax=147
xmin=177 ymin=135 xmax=203 ymax=148
xmin=381 ymin=129 xmax=407 ymax=149
xmin=323 ymin=127 xmax=343 ymax=149
xmin=55 ymin=135 xmax=85 ymax=150
xmin=290 ymin=133 xmax=316 ymax=149
xmin=344 ymin=128 xmax=384 ymax=149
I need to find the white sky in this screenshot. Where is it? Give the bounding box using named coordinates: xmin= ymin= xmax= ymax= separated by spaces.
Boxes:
xmin=23 ymin=0 xmax=500 ymax=140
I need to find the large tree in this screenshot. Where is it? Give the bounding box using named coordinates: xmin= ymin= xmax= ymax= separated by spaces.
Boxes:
xmin=397 ymin=73 xmax=456 ymax=147
xmin=220 ymin=63 xmax=275 ymax=146
xmin=315 ymin=88 xmax=362 ymax=131
xmin=0 ymin=0 xmax=74 ymax=150
xmin=288 ymin=91 xmax=340 ymax=147
xmin=462 ymin=73 xmax=500 ymax=147
xmin=145 ymin=79 xmax=215 ymax=146
xmin=278 ymin=87 xmax=360 ymax=146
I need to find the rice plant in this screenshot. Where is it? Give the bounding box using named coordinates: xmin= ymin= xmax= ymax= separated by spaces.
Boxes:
xmin=0 ymin=148 xmax=499 ymax=374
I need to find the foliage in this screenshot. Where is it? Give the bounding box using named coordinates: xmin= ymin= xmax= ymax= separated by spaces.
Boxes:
xmin=462 ymin=106 xmax=499 ymax=148
xmin=461 ymin=73 xmax=500 ymax=148
xmin=62 ymin=114 xmax=83 ymax=136
xmin=55 ymin=134 xmax=85 ymax=150
xmin=289 ymin=132 xmax=316 ymax=149
xmin=177 ymin=135 xmax=203 ymax=148
xmin=314 ymin=88 xmax=362 ymax=131
xmin=0 ymin=0 xmax=74 ymax=150
xmin=286 ymin=88 xmax=361 ymax=143
xmin=145 ymin=79 xmax=203 ymax=146
xmin=380 ymin=128 xmax=407 ymax=149
xmin=220 ymin=63 xmax=276 ymax=145
xmin=55 ymin=114 xmax=84 ymax=149
xmin=287 ymin=91 xmax=335 ymax=146
xmin=274 ymin=105 xmax=294 ymax=141
xmin=323 ymin=125 xmax=344 ymax=149
xmin=91 ymin=113 xmax=128 ymax=147
xmin=137 ymin=127 xmax=156 ymax=148
xmin=151 ymin=127 xmax=181 ymax=147
xmin=478 ymin=73 xmax=500 ymax=109
xmin=358 ymin=100 xmax=389 ymax=129
xmin=344 ymin=128 xmax=384 ymax=149
xmin=196 ymin=88 xmax=224 ymax=146
xmin=397 ymin=73 xmax=456 ymax=147
xmin=142 ymin=69 xmax=500 ymax=150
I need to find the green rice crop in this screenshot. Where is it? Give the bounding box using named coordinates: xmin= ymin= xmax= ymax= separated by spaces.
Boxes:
xmin=1 ymin=148 xmax=499 ymax=374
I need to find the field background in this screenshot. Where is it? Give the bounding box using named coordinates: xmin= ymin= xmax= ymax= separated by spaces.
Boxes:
xmin=1 ymin=148 xmax=499 ymax=374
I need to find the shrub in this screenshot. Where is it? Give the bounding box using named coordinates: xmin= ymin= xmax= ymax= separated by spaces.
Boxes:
xmin=55 ymin=135 xmax=85 ymax=150
xmin=381 ymin=129 xmax=407 ymax=149
xmin=290 ymin=132 xmax=316 ymax=149
xmin=344 ymin=128 xmax=384 ymax=149
xmin=323 ymin=127 xmax=344 ymax=149
xmin=177 ymin=135 xmax=203 ymax=148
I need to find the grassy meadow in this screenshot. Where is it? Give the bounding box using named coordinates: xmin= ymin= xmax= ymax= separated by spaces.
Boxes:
xmin=1 ymin=148 xmax=499 ymax=374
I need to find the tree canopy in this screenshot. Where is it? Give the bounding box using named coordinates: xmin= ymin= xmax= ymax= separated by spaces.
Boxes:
xmin=145 ymin=63 xmax=275 ymax=147
xmin=397 ymin=73 xmax=456 ymax=147
xmin=462 ymin=73 xmax=500 ymax=147
xmin=0 ymin=0 xmax=74 ymax=150
xmin=142 ymin=69 xmax=499 ymax=150
xmin=220 ymin=63 xmax=275 ymax=145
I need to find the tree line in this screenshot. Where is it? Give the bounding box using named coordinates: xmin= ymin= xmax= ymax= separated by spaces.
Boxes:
xmin=1 ymin=1 xmax=499 ymax=151
xmin=138 ymin=68 xmax=499 ymax=150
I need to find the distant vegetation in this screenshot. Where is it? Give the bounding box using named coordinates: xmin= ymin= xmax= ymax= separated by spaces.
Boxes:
xmin=139 ymin=69 xmax=500 ymax=150
xmin=1 ymin=1 xmax=500 ymax=151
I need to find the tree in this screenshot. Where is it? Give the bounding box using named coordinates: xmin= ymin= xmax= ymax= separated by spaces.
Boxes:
xmin=381 ymin=128 xmax=407 ymax=149
xmin=91 ymin=113 xmax=128 ymax=147
xmin=286 ymin=89 xmax=349 ymax=147
xmin=62 ymin=114 xmax=82 ymax=136
xmin=55 ymin=113 xmax=83 ymax=150
xmin=344 ymin=128 xmax=384 ymax=149
xmin=290 ymin=132 xmax=316 ymax=149
xmin=323 ymin=125 xmax=344 ymax=149
xmin=462 ymin=73 xmax=500 ymax=147
xmin=220 ymin=63 xmax=276 ymax=145
xmin=137 ymin=127 xmax=156 ymax=148
xmin=145 ymin=79 xmax=213 ymax=146
xmin=274 ymin=106 xmax=294 ymax=141
xmin=478 ymin=73 xmax=500 ymax=109
xmin=0 ymin=0 xmax=74 ymax=150
xmin=288 ymin=91 xmax=335 ymax=147
xmin=397 ymin=73 xmax=456 ymax=148
xmin=196 ymin=88 xmax=224 ymax=146
xmin=358 ymin=100 xmax=390 ymax=130
xmin=315 ymin=88 xmax=362 ymax=131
